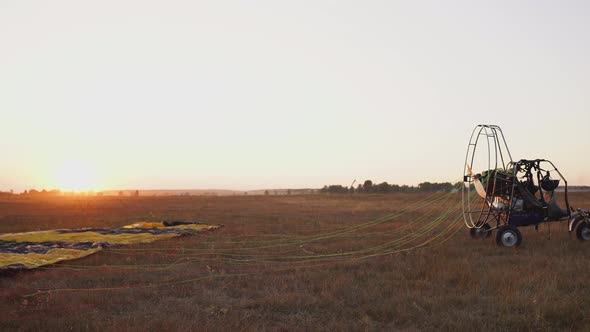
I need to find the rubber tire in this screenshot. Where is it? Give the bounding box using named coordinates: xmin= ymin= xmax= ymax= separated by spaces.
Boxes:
xmin=575 ymin=222 xmax=590 ymax=241
xmin=496 ymin=225 xmax=522 ymax=247
xmin=470 ymin=224 xmax=492 ymax=239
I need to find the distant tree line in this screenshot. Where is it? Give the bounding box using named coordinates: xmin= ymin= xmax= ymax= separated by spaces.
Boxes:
xmin=21 ymin=189 xmax=61 ymax=196
xmin=319 ymin=180 xmax=460 ymax=194
xmin=0 ymin=189 xmax=64 ymax=198
xmin=0 ymin=189 xmax=102 ymax=197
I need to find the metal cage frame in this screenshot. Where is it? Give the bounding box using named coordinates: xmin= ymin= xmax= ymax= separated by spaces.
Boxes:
xmin=462 ymin=125 xmax=513 ymax=229
xmin=462 ymin=125 xmax=585 ymax=231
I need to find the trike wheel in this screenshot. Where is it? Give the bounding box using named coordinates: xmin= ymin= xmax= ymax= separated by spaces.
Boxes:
xmin=496 ymin=225 xmax=522 ymax=247
xmin=576 ymin=222 xmax=590 ymax=241
xmin=470 ymin=223 xmax=492 ymax=239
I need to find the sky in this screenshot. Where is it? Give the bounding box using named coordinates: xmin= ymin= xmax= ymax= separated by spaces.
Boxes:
xmin=1 ymin=0 xmax=589 ymax=192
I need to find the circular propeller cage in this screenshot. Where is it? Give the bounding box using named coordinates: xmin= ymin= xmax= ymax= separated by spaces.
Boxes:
xmin=462 ymin=125 xmax=513 ymax=229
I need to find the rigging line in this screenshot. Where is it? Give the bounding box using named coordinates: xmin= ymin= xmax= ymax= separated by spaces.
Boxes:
xmin=109 ymin=193 xmax=458 ymax=261
xmin=21 ymin=211 xmax=464 ymax=298
xmin=43 ymin=196 xmax=461 ymax=270
xmin=21 ymin=213 xmax=463 ymax=300
xmin=107 ymin=189 xmax=457 ymax=253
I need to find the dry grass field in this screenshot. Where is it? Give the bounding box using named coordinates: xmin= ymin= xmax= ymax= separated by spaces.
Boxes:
xmin=1 ymin=192 xmax=590 ymax=331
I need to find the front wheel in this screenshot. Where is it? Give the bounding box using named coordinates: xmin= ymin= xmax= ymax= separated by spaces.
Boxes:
xmin=470 ymin=223 xmax=492 ymax=239
xmin=496 ymin=225 xmax=522 ymax=247
xmin=576 ymin=222 xmax=590 ymax=241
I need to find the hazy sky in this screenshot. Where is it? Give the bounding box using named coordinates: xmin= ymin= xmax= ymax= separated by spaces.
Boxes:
xmin=1 ymin=0 xmax=589 ymax=191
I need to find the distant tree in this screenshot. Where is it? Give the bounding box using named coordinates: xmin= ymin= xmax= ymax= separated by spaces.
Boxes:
xmin=441 ymin=182 xmax=454 ymax=192
xmin=118 ymin=191 xmax=124 ymax=196
xmin=363 ymin=180 xmax=373 ymax=193
xmin=327 ymin=185 xmax=348 ymax=194
xmin=418 ymin=182 xmax=433 ymax=192
xmin=418 ymin=182 xmax=454 ymax=192
xmin=349 ymin=186 xmax=355 ymax=194
xmin=264 ymin=190 xmax=269 ymax=196
xmin=287 ymin=189 xmax=291 ymax=195
xmin=134 ymin=190 xmax=139 ymax=197
xmin=375 ymin=182 xmax=389 ymax=193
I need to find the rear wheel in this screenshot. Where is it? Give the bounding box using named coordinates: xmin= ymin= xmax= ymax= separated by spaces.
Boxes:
xmin=576 ymin=222 xmax=590 ymax=241
xmin=470 ymin=223 xmax=492 ymax=239
xmin=496 ymin=225 xmax=522 ymax=247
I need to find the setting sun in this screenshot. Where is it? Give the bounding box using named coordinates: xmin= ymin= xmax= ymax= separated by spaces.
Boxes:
xmin=53 ymin=160 xmax=99 ymax=192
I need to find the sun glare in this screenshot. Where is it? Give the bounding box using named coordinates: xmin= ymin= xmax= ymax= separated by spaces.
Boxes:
xmin=54 ymin=160 xmax=99 ymax=192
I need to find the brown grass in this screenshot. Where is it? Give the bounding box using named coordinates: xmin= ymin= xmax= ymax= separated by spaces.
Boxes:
xmin=1 ymin=193 xmax=590 ymax=331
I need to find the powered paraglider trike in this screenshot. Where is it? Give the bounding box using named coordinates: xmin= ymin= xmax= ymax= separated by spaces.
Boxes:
xmin=462 ymin=124 xmax=590 ymax=247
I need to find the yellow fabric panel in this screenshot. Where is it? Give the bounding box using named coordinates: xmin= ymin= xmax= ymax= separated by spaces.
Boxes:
xmin=166 ymin=224 xmax=218 ymax=231
xmin=0 ymin=230 xmax=179 ymax=244
xmin=0 ymin=223 xmax=221 ymax=269
xmin=123 ymin=222 xmax=217 ymax=231
xmin=0 ymin=224 xmax=218 ymax=244
xmin=123 ymin=222 xmax=164 ymax=228
xmin=0 ymin=248 xmax=102 ymax=269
